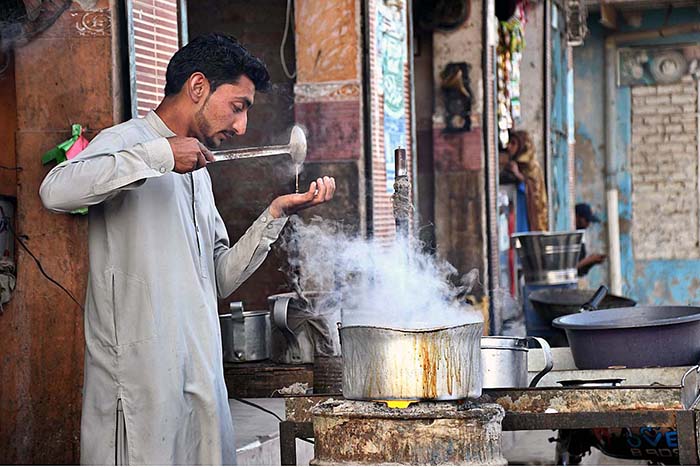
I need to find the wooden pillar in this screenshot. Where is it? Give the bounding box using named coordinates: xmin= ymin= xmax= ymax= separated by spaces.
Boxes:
xmin=432 ymin=6 xmax=487 ymax=295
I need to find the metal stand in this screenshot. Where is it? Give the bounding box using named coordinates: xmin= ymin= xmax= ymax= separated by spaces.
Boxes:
xmin=279 ymin=371 xmax=700 ymax=466
xmin=279 ymin=421 xmax=314 ymax=466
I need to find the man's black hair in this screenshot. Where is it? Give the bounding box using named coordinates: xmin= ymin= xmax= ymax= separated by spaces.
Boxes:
xmin=164 ymin=33 xmax=271 ymax=96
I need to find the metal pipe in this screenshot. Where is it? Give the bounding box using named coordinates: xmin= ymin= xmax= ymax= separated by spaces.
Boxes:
xmin=544 ymin=0 xmax=553 ymax=230
xmin=407 ymin=0 xmax=419 ymax=232
xmin=393 ymin=147 xmax=410 ymax=238
xmin=361 ymin=0 xmax=374 ymax=238
xmin=395 ymin=147 xmax=408 ymax=178
xmin=483 ymin=0 xmax=500 ymax=334
xmin=567 ymin=46 xmax=576 ymax=231
xmin=603 ymin=22 xmax=700 ymax=296
xmin=604 ymin=37 xmax=622 ymax=296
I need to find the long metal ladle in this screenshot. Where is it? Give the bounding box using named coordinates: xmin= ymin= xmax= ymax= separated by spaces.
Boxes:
xmin=210 ymin=125 xmax=307 ymax=165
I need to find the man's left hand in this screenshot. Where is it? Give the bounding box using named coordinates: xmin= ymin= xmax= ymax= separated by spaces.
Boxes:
xmin=269 ymin=176 xmax=336 ymax=218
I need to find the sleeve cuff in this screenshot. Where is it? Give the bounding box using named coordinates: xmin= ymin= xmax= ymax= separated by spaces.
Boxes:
xmin=258 ymin=207 xmax=288 ymax=237
xmin=142 ymin=137 xmax=175 ymax=174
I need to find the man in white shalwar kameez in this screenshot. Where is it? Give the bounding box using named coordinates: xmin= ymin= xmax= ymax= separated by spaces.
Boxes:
xmin=39 ymin=33 xmax=336 ymax=465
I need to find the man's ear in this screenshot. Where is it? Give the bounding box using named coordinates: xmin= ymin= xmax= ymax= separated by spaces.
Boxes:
xmin=186 ymin=72 xmax=209 ymax=104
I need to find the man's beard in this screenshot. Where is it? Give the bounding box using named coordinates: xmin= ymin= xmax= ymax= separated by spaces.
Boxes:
xmin=194 ymin=93 xmax=219 ymax=148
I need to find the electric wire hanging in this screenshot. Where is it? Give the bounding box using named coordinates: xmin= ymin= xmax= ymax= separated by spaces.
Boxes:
xmin=232 ymin=397 xmax=314 ymax=444
xmin=280 ymin=0 xmax=296 ymax=80
xmin=4 ymin=217 xmax=84 ymax=311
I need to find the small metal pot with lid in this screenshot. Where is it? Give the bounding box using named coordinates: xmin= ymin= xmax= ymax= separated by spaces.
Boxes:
xmin=219 ymin=301 xmax=271 ymax=362
xmin=481 ymin=336 xmax=553 ymax=388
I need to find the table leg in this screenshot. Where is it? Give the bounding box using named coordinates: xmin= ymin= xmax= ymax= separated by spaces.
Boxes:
xmin=677 ymin=411 xmax=698 ymax=465
xmin=280 ymin=421 xmax=298 ymax=466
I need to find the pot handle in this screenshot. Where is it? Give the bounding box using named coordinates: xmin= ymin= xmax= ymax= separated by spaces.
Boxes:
xmin=581 ymin=285 xmax=608 ymax=312
xmin=528 ymin=336 xmax=553 ymax=388
xmin=272 ymin=296 xmax=302 ymax=363
xmin=230 ymin=301 xmax=244 ymax=320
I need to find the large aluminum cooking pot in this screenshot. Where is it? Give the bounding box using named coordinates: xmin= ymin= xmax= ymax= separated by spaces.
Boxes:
xmin=528 ymin=288 xmax=636 ymax=321
xmin=219 ymin=302 xmax=271 ymax=363
xmin=340 ymin=322 xmax=483 ymax=401
xmin=481 ymin=336 xmax=553 ymax=388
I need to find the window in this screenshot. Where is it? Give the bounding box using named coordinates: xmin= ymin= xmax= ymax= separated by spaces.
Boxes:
xmin=126 ymin=0 xmax=187 ymax=117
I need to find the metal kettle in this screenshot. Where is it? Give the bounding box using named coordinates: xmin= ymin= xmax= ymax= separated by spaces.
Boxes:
xmin=480 ymin=336 xmax=553 ymax=389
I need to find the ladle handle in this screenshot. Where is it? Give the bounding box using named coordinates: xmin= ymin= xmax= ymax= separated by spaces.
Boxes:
xmin=581 ymin=285 xmax=608 ymax=312
xmin=212 ymin=144 xmax=289 ymax=162
xmin=528 ymin=337 xmax=553 ymax=388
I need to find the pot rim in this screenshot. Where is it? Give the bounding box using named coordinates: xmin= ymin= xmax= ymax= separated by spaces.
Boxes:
xmin=480 ymin=336 xmax=529 ymax=350
xmin=339 ymin=322 xmax=481 ymax=333
xmin=268 ymin=291 xmax=340 ymax=300
xmin=219 ymin=310 xmax=270 ymax=318
xmin=552 ymin=306 xmax=700 ymax=330
xmin=511 ymin=229 xmax=585 ymax=239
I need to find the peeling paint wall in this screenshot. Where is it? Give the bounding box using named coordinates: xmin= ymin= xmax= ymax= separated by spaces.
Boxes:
xmin=431 ymin=3 xmax=487 ymax=294
xmin=573 ymin=18 xmax=608 ymax=288
xmin=433 ymin=1 xmax=483 ymax=128
xmin=550 ymin=3 xmax=574 ymax=232
xmin=574 ymin=9 xmax=700 ymax=304
xmin=0 ymin=1 xmax=121 ymax=462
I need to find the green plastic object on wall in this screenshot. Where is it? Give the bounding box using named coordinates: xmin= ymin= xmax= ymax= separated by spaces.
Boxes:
xmin=41 ymin=124 xmax=88 ymax=215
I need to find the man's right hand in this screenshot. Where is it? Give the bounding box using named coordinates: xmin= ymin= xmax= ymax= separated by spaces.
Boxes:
xmin=167 ymin=136 xmax=215 ymax=174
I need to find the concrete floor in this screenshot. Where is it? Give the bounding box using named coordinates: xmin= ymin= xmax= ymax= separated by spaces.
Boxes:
xmin=230 ymin=398 xmax=313 ymax=465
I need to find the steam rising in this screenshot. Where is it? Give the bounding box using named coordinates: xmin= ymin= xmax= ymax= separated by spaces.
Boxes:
xmin=281 ymin=217 xmax=483 ymax=330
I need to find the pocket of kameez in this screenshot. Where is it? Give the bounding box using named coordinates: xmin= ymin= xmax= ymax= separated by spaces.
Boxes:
xmin=111 ymin=269 xmax=157 ymax=346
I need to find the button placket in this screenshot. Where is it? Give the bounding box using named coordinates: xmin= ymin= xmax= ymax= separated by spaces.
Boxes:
xmin=189 ymin=174 xmax=207 ymax=279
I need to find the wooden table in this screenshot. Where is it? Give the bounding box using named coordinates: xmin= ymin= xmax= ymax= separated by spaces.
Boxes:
xmin=223 ymin=361 xmax=312 ymax=398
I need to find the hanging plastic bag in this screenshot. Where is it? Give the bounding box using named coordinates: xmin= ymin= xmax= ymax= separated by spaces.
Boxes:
xmin=41 ymin=124 xmax=90 ymax=215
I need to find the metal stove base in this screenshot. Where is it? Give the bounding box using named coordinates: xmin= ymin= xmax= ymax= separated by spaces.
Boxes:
xmin=310 ymin=400 xmax=506 ymax=465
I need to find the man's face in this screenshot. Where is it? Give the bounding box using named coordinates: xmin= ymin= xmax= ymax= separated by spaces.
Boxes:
xmin=194 ymin=75 xmax=255 ymax=148
xmin=576 ymin=215 xmax=590 ymax=230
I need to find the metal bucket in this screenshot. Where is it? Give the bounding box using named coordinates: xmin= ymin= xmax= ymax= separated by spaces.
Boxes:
xmin=340 ymin=322 xmax=483 ymax=401
xmin=512 ymin=231 xmax=584 ymax=285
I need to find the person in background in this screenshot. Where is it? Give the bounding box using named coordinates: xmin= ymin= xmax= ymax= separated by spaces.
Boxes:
xmin=499 ymin=130 xmax=548 ymax=232
xmin=40 ymin=33 xmax=335 ymax=465
xmin=576 ymin=203 xmax=607 ymax=276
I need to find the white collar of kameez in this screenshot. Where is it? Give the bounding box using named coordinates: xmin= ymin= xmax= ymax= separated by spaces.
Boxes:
xmin=144 ymin=110 xmax=177 ymax=138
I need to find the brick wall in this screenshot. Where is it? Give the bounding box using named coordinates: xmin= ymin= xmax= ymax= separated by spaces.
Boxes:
xmin=631 ymin=76 xmax=699 ymax=260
